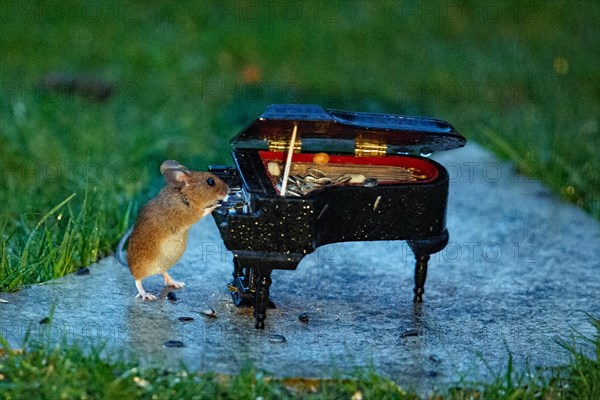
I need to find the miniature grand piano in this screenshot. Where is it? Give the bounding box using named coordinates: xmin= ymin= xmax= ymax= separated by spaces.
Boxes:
xmin=209 ymin=104 xmax=466 ymax=329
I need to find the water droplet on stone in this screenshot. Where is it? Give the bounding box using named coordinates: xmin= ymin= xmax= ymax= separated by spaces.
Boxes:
xmin=164 ymin=340 xmax=184 ymax=348
xmin=269 ymin=334 xmax=286 ymax=343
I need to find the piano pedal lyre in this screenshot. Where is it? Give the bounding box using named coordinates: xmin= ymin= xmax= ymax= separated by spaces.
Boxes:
xmin=228 ymin=259 xmax=276 ymax=310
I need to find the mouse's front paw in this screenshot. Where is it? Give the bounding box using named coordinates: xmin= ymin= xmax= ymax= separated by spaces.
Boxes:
xmin=135 ymin=292 xmax=157 ymax=301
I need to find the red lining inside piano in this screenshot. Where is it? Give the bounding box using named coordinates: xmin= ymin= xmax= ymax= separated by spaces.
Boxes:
xmin=259 ymin=151 xmax=439 ymax=191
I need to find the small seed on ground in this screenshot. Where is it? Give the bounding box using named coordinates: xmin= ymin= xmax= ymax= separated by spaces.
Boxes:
xmin=199 ymin=308 xmax=216 ymax=318
xmin=164 ymin=340 xmax=184 ymax=348
xmin=298 ymin=313 xmax=309 ymax=323
xmin=269 ymin=334 xmax=286 ymax=343
xmin=400 ymin=329 xmax=418 ymax=338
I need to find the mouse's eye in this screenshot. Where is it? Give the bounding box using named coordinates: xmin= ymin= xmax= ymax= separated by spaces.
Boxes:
xmin=206 ymin=177 xmax=215 ymax=186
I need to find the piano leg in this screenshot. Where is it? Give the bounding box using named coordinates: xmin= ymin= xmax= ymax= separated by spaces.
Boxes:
xmin=408 ymin=230 xmax=448 ymax=303
xmin=413 ymin=254 xmax=429 ymax=303
xmin=254 ymin=268 xmax=273 ymax=329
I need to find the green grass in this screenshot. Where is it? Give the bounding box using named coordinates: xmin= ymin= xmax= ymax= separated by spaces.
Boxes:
xmin=1 ymin=0 xmax=599 ymax=290
xmin=1 ymin=316 xmax=598 ymax=399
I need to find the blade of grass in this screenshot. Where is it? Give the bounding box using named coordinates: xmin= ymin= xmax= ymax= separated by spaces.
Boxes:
xmin=20 ymin=193 xmax=76 ymax=267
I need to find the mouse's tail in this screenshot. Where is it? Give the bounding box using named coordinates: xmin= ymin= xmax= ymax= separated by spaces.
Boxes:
xmin=115 ymin=227 xmax=133 ymax=267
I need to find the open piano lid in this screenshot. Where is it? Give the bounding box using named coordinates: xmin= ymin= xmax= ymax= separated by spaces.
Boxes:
xmin=230 ymin=104 xmax=466 ymax=156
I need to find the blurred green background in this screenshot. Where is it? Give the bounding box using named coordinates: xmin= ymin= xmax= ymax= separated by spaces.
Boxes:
xmin=1 ymin=0 xmax=599 ymax=289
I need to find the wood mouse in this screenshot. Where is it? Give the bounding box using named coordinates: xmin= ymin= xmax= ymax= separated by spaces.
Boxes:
xmin=116 ymin=160 xmax=229 ymax=300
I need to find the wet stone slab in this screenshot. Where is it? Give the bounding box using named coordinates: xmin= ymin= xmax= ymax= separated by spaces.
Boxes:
xmin=1 ymin=143 xmax=599 ymax=396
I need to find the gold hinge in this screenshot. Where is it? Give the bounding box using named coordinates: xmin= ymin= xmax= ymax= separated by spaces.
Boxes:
xmin=267 ymin=137 xmax=302 ymax=153
xmin=355 ymin=135 xmax=387 ymax=157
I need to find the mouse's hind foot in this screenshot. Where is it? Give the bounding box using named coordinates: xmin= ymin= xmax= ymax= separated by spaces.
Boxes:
xmin=135 ymin=279 xmax=157 ymax=301
xmin=163 ymin=272 xmax=185 ymax=289
xmin=135 ymin=292 xmax=157 ymax=301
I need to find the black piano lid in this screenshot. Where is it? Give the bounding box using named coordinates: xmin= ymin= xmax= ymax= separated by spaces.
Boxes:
xmin=230 ymin=104 xmax=466 ymax=156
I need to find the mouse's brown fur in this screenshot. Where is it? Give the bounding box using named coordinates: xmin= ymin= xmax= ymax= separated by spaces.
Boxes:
xmin=126 ymin=160 xmax=229 ymax=300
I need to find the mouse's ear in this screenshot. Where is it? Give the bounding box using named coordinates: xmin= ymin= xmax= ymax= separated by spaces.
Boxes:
xmin=160 ymin=160 xmax=191 ymax=187
xmin=160 ymin=160 xmax=189 ymax=174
